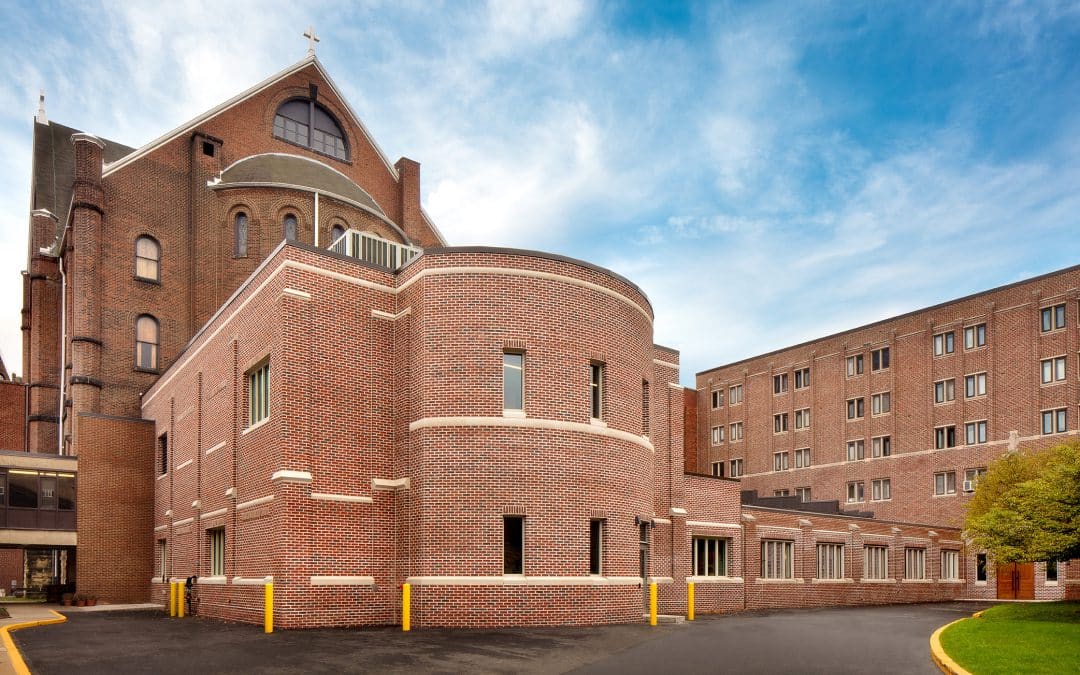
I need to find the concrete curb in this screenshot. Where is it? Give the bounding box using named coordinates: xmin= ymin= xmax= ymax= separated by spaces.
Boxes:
xmin=0 ymin=610 xmax=67 ymax=675
xmin=930 ymin=612 xmax=979 ymax=675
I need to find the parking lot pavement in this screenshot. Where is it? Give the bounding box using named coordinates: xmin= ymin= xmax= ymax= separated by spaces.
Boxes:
xmin=13 ymin=602 xmax=995 ymax=674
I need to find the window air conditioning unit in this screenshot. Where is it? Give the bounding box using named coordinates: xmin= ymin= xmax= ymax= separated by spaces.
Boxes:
xmin=962 ymin=480 xmax=974 ymax=493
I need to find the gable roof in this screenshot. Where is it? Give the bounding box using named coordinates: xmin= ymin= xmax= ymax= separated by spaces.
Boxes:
xmin=102 ymin=56 xmax=399 ymax=180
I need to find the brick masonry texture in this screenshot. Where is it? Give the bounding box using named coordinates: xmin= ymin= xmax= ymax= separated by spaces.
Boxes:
xmin=6 ymin=55 xmax=1075 ymax=624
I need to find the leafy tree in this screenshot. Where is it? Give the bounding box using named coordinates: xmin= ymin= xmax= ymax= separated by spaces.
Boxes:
xmin=964 ymin=440 xmax=1080 ymax=564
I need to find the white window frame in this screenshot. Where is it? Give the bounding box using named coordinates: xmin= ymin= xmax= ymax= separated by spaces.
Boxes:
xmin=904 ymin=548 xmax=926 ymax=580
xmin=692 ymin=537 xmax=729 ymax=577
xmin=847 ymin=440 xmax=865 ymax=461
xmin=711 ymin=425 xmax=724 ymax=445
xmin=729 ymin=458 xmax=744 ymax=478
xmin=935 ymin=425 xmax=956 ymax=449
xmin=816 ymin=543 xmax=845 ymax=580
xmin=846 ymin=354 xmax=864 ymax=377
xmin=846 ymin=397 xmax=865 ymax=420
xmin=846 ymin=481 xmax=864 ymax=503
xmin=872 ymin=435 xmax=891 ymax=458
xmin=729 ymin=384 xmax=743 ymax=405
xmin=934 ymin=471 xmax=956 ymax=496
xmin=773 ymin=373 xmax=788 ymax=394
xmin=871 ymin=347 xmax=890 ymax=372
xmin=794 ymin=408 xmax=810 ymax=429
xmin=941 ymin=550 xmax=960 ymax=580
xmin=794 ymin=447 xmax=810 ymax=468
xmin=933 ymin=331 xmax=955 ymax=356
xmin=794 ymin=367 xmax=810 ymax=390
xmin=773 ymin=451 xmax=789 ymax=472
xmin=964 ymin=323 xmax=986 ymax=350
xmin=1041 ymin=356 xmax=1066 ymax=384
xmin=964 ymin=372 xmax=987 ymax=398
xmin=865 ymin=545 xmax=888 ymax=580
xmin=934 ymin=378 xmax=955 ymax=404
xmin=730 ymin=421 xmax=744 ymax=441
xmin=711 ymin=461 xmax=724 ymax=478
xmin=965 ymin=420 xmax=988 ymax=445
xmin=761 ymin=540 xmax=794 ymax=579
xmin=795 ymin=486 xmax=811 ymax=502
xmin=711 ymin=389 xmax=723 ymax=409
xmin=871 ymin=478 xmax=891 ymax=501
xmin=871 ymin=391 xmax=891 ymax=416
xmin=773 ymin=413 xmax=788 ymax=434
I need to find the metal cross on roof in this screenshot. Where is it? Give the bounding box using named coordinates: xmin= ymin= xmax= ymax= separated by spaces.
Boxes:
xmin=303 ymin=26 xmax=320 ymax=57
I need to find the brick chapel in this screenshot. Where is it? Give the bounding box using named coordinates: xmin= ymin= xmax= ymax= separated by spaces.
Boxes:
xmin=2 ymin=52 xmax=1075 ymax=627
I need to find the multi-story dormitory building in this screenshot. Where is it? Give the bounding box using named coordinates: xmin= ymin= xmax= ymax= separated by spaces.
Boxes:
xmin=692 ymin=266 xmax=1080 ymax=601
xmin=1 ymin=53 xmax=1073 ymax=626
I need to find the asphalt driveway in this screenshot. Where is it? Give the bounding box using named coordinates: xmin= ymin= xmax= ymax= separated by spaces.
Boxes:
xmin=14 ymin=601 xmax=993 ymax=674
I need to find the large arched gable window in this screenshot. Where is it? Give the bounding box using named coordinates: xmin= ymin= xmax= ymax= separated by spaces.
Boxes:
xmin=272 ymin=98 xmax=349 ymax=161
xmin=135 ymin=315 xmax=160 ymax=370
xmin=135 ymin=235 xmax=160 ymax=281
xmin=234 ymin=212 xmax=248 ymax=257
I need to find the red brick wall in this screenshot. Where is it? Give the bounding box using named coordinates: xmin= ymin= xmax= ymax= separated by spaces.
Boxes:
xmin=0 ymin=549 xmax=23 ymax=593
xmin=74 ymin=412 xmax=154 ymax=602
xmin=0 ymin=382 xmax=26 ymax=451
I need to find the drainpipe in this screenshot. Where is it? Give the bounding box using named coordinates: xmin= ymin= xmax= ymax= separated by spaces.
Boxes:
xmin=57 ymin=238 xmax=67 ymax=456
xmin=313 ymin=192 xmax=320 ymax=246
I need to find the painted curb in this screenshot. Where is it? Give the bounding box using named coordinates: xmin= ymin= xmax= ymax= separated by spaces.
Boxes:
xmin=930 ymin=614 xmax=976 ymax=675
xmin=1 ymin=610 xmax=67 ymax=675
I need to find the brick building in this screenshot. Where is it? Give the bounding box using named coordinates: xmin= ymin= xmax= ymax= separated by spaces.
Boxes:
xmin=1 ymin=53 xmax=1064 ymax=626
xmin=692 ymin=267 xmax=1080 ymax=601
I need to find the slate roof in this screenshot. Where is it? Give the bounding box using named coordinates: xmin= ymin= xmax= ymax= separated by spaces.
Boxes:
xmin=30 ymin=120 xmax=134 ymax=240
xmin=217 ymin=154 xmax=385 ymax=215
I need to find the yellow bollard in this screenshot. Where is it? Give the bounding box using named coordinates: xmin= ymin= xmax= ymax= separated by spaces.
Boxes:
xmin=178 ymin=582 xmax=185 ymax=618
xmin=264 ymin=582 xmax=273 ymax=634
xmin=649 ymin=582 xmax=657 ymax=626
xmin=687 ymin=581 xmax=695 ymax=621
xmin=169 ymin=582 xmax=177 ymax=617
xmin=402 ymin=583 xmax=411 ymax=632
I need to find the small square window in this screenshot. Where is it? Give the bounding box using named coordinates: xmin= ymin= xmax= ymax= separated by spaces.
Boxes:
xmin=846 ymin=355 xmax=864 ymax=377
xmin=846 ymin=481 xmax=864 ymax=503
xmin=794 ymin=367 xmax=811 ymax=389
xmin=773 ymin=373 xmax=788 ymax=394
xmin=846 ymin=397 xmax=865 ymax=420
xmin=729 ymin=458 xmax=744 ymax=478
xmin=794 ymin=448 xmax=810 ymax=468
xmin=964 ymin=324 xmax=986 ymax=349
xmin=846 ymin=440 xmax=865 ymax=461
xmin=934 ymin=471 xmax=956 ymax=495
xmin=1041 ymin=304 xmax=1066 ymax=332
xmin=933 ymin=332 xmax=955 ymax=356
xmin=871 ymin=347 xmax=890 ymax=371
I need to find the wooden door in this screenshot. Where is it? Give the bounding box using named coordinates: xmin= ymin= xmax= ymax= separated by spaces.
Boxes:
xmin=996 ymin=562 xmax=1035 ymax=599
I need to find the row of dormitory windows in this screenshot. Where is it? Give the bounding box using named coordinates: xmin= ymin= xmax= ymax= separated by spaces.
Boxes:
xmin=708 ymin=303 xmax=1080 ymax=410
xmin=711 ymin=408 xmax=1074 ymax=457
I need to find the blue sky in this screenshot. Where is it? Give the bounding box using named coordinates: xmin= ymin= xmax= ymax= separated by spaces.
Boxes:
xmin=1 ymin=1 xmax=1079 ymax=385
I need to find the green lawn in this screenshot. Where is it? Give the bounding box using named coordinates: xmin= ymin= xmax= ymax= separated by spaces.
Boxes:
xmin=940 ymin=602 xmax=1080 ymax=674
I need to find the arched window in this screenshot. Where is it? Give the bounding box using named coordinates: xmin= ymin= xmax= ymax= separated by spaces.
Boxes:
xmin=234 ymin=212 xmax=248 ymax=257
xmin=283 ymin=214 xmax=298 ymax=241
xmin=330 ymin=224 xmax=345 ymax=244
xmin=135 ymin=236 xmax=160 ymax=281
xmin=136 ymin=315 xmax=160 ymax=370
xmin=272 ymin=98 xmax=349 ymax=161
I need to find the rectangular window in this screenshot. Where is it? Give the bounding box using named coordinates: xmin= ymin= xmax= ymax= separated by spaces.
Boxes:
xmin=964 ymin=323 xmax=986 ymax=349
xmin=8 ymin=470 xmax=38 ymax=508
xmin=965 ymin=372 xmax=987 ymax=398
xmin=935 ymin=426 xmax=957 ymax=449
xmin=773 ymin=489 xmax=790 ymax=497
xmin=248 ymin=361 xmax=270 ymax=426
xmin=773 ymin=452 xmax=789 ymax=472
xmin=794 ymin=367 xmax=810 ymax=389
xmin=761 ymin=540 xmax=794 ymax=579
xmin=872 ymin=478 xmax=891 ymax=501
xmin=934 ymin=471 xmax=957 ymax=496
xmin=941 ymin=550 xmax=960 ymax=580
xmin=846 ymin=354 xmax=864 ymax=377
xmin=504 ymin=516 xmax=524 ymax=574
xmin=865 ymin=546 xmax=888 ymax=580
xmin=57 ymin=473 xmax=75 ymax=511
xmin=846 ymin=481 xmax=864 ymax=503
xmin=1041 ymin=408 xmax=1067 ymax=434
xmin=730 ymin=422 xmax=743 ymax=441
xmin=711 ymin=461 xmax=725 ymax=478
xmin=1041 ymin=303 xmax=1066 ymax=332
xmin=816 ymin=543 xmax=845 ymax=580
xmin=729 ymin=458 xmax=744 ymax=478
xmin=965 ymin=420 xmax=988 ymax=445
xmin=642 ymin=380 xmax=650 ymax=436
xmin=933 ymin=331 xmax=955 ymax=356
xmin=711 ymin=425 xmax=725 ymax=445
xmin=794 ymin=408 xmax=811 ymax=429
xmin=773 ymin=373 xmax=788 ymax=394
xmin=872 ymin=435 xmax=891 ymax=458
xmin=1041 ymin=357 xmax=1066 ymax=384
xmin=976 ymin=553 xmax=987 ymax=582
xmin=589 ymin=520 xmax=603 ymax=575
xmin=503 ymin=352 xmax=524 ymax=411
xmin=729 ymin=385 xmax=743 ymax=405
xmin=871 ymin=347 xmax=890 ymax=371
xmin=209 ymin=527 xmax=225 ymax=577
xmin=158 ymin=433 xmax=169 ymax=476
xmin=794 ymin=448 xmax=810 ymax=468
xmin=963 ymin=468 xmax=987 ymax=492
xmin=846 ymin=397 xmax=865 ymax=420
xmin=589 ymin=363 xmax=603 ymax=419
xmin=773 ymin=413 xmax=788 ymax=433
xmin=1047 ymin=560 xmax=1058 ymax=583
xmin=158 ymin=539 xmax=168 ymax=582
xmin=692 ymin=537 xmax=729 ymax=577
xmin=847 ymin=440 xmax=865 ymax=461
xmin=904 ymin=548 xmax=926 ymax=580
xmin=795 ymin=486 xmax=811 ymax=502
xmin=711 ymin=388 xmax=723 ymax=409
xmin=871 ymin=392 xmax=891 ymax=415
xmin=934 ymin=379 xmax=955 ymax=403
